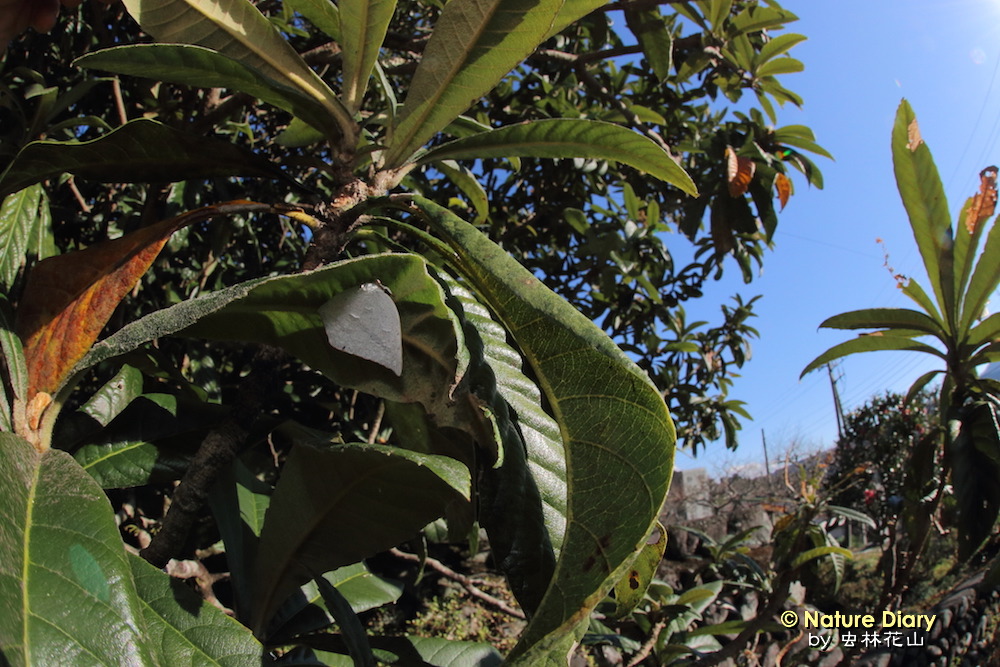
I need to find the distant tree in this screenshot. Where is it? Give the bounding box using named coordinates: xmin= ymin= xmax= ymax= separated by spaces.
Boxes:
xmin=828 ymin=390 xmax=936 ymax=529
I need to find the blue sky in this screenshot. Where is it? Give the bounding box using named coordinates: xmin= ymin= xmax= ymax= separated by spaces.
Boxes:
xmin=673 ymin=0 xmax=1000 ymax=474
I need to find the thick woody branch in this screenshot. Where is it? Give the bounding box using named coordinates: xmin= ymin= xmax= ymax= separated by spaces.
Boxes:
xmin=140 ymin=345 xmax=285 ymax=568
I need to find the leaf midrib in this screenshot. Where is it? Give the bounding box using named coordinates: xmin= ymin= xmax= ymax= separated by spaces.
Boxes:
xmin=167 ymin=0 xmax=334 ymax=113
xmin=391 ymin=1 xmax=498 ymax=163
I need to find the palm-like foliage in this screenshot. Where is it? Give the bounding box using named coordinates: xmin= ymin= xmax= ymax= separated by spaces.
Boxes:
xmin=803 ymin=99 xmax=1000 ymax=561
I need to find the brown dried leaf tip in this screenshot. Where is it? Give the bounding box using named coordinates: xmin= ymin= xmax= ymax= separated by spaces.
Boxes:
xmin=906 ymin=118 xmax=923 ymax=152
xmin=965 ymin=166 xmax=998 ymax=234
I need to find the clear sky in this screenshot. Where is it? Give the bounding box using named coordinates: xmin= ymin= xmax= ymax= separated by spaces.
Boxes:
xmin=673 ymin=0 xmax=1000 ymax=475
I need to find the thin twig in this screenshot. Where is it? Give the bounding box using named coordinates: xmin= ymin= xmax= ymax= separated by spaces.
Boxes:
xmin=573 ymin=58 xmax=673 ymax=154
xmin=775 ymin=627 xmax=804 ymax=667
xmin=111 ymin=78 xmax=128 ymax=125
xmin=367 ymin=401 xmax=385 ymax=444
xmin=67 ymin=176 xmax=91 ymax=213
xmin=626 ymin=619 xmax=666 ymax=667
xmin=389 ymin=548 xmax=526 ymax=620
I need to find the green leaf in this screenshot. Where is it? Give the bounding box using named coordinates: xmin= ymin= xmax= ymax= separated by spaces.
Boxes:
xmin=78 ymin=364 xmax=144 ymax=428
xmin=303 ymin=634 xmax=503 ymax=666
xmin=772 ymin=124 xmax=816 ymax=140
xmin=251 ymin=442 xmax=470 ymax=634
xmin=675 ymin=580 xmax=722 ymax=610
xmin=791 ymin=545 xmax=852 ymax=569
xmin=892 ymin=99 xmax=956 ymax=331
xmin=774 ymin=132 xmax=833 ymax=161
xmin=27 ymin=188 xmax=55 ymax=262
xmin=951 ymin=402 xmax=1000 ymax=559
xmin=819 ymin=307 xmax=945 ymax=338
xmin=0 ymin=296 xmax=27 ymax=413
xmin=968 ymin=312 xmax=1000 ymax=350
xmin=233 ymin=461 xmax=273 ymax=537
xmin=403 ymin=636 xmax=503 ymax=666
xmin=78 ymin=273 xmax=270 ymax=371
xmin=329 ymin=563 xmax=404 ymax=614
xmin=754 ymin=56 xmax=804 ymax=78
xmin=729 ymin=4 xmax=796 ymax=35
xmin=313 ymin=574 xmax=377 ymax=667
xmin=72 ymin=394 xmax=224 ymax=488
xmin=0 ymin=119 xmax=286 ymax=199
xmin=827 ymin=505 xmax=877 ymax=530
xmin=276 ymin=117 xmax=327 ymax=148
xmin=953 ymin=198 xmax=979 ymax=296
xmin=0 ymin=433 xmax=155 ymax=665
xmin=624 ymin=7 xmax=672 ymax=81
xmin=905 ymin=369 xmax=943 ymax=406
xmin=418 ymin=119 xmax=697 ymax=195
xmin=182 ymin=255 xmax=472 ymax=431
xmin=441 ymin=277 xmax=562 ymax=614
xmin=435 ymin=160 xmax=490 ymax=223
xmin=544 ymin=0 xmax=609 ymax=40
xmin=120 ymin=0 xmax=352 ymax=138
xmin=340 ymin=0 xmax=397 ymax=111
xmin=265 ymin=563 xmax=403 ymax=643
xmin=405 ymin=197 xmax=675 ymax=663
xmin=75 ymin=45 xmax=342 ymax=141
xmin=128 ymin=553 xmax=269 ymax=665
xmin=687 ymin=619 xmax=751 ymax=637
xmin=960 ymin=216 xmax=1000 ymax=333
xmin=608 ymin=522 xmax=666 ymax=618
xmin=207 ymin=459 xmax=272 ymax=623
xmin=706 ymin=0 xmax=732 ymax=31
xmin=383 ymin=0 xmax=564 ymax=167
xmin=901 ymin=277 xmax=943 ymax=323
xmin=755 ymin=33 xmax=807 ymax=66
xmin=285 ymin=0 xmax=341 ymax=41
xmin=801 ymin=335 xmax=944 ymax=378
xmin=0 ymin=184 xmax=42 ymax=290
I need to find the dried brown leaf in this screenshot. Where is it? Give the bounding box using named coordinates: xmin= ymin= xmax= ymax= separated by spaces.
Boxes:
xmin=965 ymin=166 xmax=998 ymax=234
xmin=726 ymin=146 xmax=755 ymax=198
xmin=907 ymin=118 xmax=923 ymax=152
xmin=15 ymin=201 xmax=262 ymax=398
xmin=774 ymin=172 xmax=792 ymax=211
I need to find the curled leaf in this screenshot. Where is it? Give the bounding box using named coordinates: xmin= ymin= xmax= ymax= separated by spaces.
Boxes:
xmin=774 ymin=172 xmax=792 ymax=211
xmin=726 ymin=146 xmax=755 ymax=197
xmin=965 ymin=166 xmax=998 ymax=234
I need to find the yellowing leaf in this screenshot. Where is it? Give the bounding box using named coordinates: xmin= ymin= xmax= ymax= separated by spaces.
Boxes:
xmin=15 ymin=202 xmax=257 ymax=399
xmin=774 ymin=172 xmax=792 ymax=211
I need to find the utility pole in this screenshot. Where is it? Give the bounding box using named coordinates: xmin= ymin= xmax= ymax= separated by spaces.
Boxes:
xmin=761 ymin=429 xmax=771 ymax=477
xmin=827 ymin=362 xmax=845 ymax=441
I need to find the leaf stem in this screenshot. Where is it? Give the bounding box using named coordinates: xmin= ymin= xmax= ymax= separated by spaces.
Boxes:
xmin=388 ymin=547 xmax=526 ymax=620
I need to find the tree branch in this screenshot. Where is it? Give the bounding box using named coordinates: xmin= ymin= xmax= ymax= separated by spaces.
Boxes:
xmin=140 ymin=345 xmax=285 ymax=568
xmin=389 ymin=548 xmax=526 ymax=620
